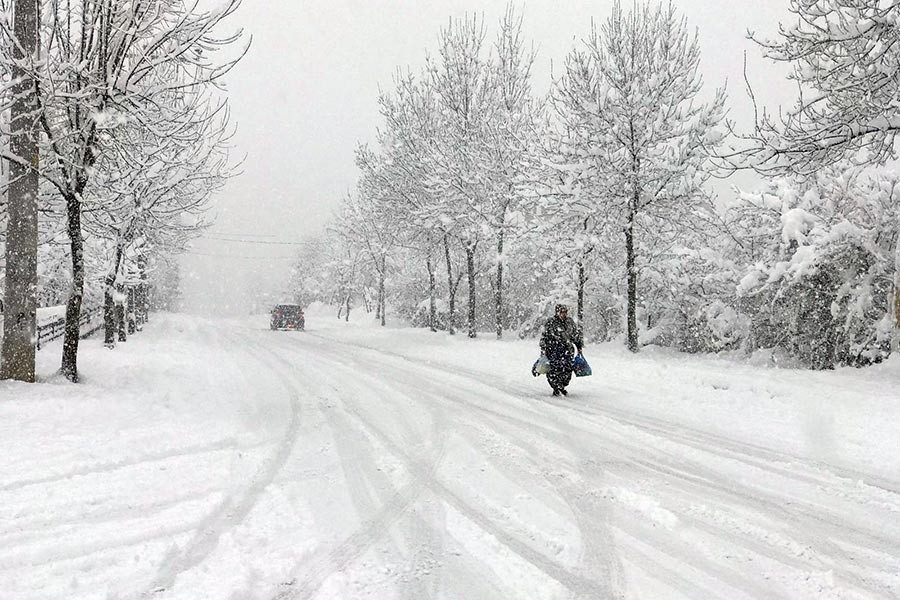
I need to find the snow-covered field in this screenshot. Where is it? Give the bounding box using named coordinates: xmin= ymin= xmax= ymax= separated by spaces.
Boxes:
xmin=1 ymin=305 xmax=898 ymax=599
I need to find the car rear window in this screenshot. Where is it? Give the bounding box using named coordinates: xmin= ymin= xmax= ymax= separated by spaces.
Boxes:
xmin=274 ymin=305 xmax=302 ymax=315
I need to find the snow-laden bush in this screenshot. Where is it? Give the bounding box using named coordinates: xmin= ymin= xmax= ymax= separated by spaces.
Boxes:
xmin=409 ymin=298 xmax=449 ymax=330
xmin=673 ymin=300 xmax=748 ymax=354
xmin=735 ymin=171 xmax=897 ymax=368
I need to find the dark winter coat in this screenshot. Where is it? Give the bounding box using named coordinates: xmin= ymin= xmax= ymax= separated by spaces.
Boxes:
xmin=539 ymin=314 xmax=583 ymax=392
xmin=539 ymin=315 xmax=583 ymax=357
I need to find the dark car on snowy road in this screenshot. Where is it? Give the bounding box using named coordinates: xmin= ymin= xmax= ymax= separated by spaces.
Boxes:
xmin=270 ymin=304 xmax=305 ymax=330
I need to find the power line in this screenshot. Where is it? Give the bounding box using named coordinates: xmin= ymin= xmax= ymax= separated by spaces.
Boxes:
xmin=184 ymin=250 xmax=297 ymax=260
xmin=207 ymin=231 xmax=278 ymax=238
xmin=200 ymin=235 xmax=313 ymax=246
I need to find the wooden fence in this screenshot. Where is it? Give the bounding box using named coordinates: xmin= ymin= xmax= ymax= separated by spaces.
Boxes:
xmin=35 ymin=306 xmax=104 ymax=351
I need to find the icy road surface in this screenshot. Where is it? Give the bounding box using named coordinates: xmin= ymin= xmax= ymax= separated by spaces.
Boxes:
xmin=1 ymin=309 xmax=898 ymax=599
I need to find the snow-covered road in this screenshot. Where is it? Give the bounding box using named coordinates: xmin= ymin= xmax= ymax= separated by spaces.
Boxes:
xmin=1 ymin=309 xmax=898 ymax=599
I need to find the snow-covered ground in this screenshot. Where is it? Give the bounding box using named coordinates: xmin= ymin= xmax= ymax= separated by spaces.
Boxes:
xmin=1 ymin=305 xmax=898 ymax=599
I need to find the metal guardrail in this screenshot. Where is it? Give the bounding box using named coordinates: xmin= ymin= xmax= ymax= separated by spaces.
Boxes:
xmin=36 ymin=306 xmax=104 ymax=351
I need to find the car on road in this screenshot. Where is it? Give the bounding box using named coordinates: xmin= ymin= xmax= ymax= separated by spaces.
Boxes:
xmin=270 ymin=304 xmax=305 ymax=331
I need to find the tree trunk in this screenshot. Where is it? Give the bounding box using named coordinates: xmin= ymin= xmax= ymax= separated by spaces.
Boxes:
xmin=466 ymin=245 xmax=477 ymax=339
xmin=116 ymin=286 xmax=127 ymax=342
xmin=625 ymin=217 xmax=638 ymax=353
xmin=103 ymin=241 xmax=125 ymax=347
xmin=379 ymin=254 xmax=386 ymax=327
xmin=444 ymin=234 xmax=456 ymax=335
xmin=127 ymin=288 xmax=136 ymax=334
xmin=345 ymin=295 xmax=351 ymax=322
xmin=894 ymin=278 xmax=900 ymax=352
xmin=894 ymin=242 xmax=900 ymax=353
xmin=577 ymin=216 xmax=589 ymax=328
xmin=495 ymin=230 xmax=504 ymax=339
xmin=577 ymin=259 xmax=586 ymax=327
xmin=627 ymin=119 xmax=640 ymax=354
xmin=0 ymin=0 xmax=40 ymax=383
xmin=137 ymin=255 xmax=148 ymax=327
xmin=103 ymin=283 xmax=117 ymax=347
xmin=426 ymin=255 xmax=437 ymax=332
xmin=61 ymin=192 xmax=86 ymax=382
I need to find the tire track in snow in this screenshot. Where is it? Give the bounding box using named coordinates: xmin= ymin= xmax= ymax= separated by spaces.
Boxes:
xmin=337 ymin=389 xmax=619 ymax=600
xmin=469 ymin=393 xmax=899 ymax=598
xmin=274 ymin=334 xmax=621 ymax=598
xmin=312 ymin=330 xmax=900 ymax=531
xmin=297 ymin=331 xmax=900 ymax=599
xmin=556 ymin=392 xmax=900 ymax=497
xmin=144 ymin=327 xmax=305 ymax=596
xmin=0 ymin=438 xmax=244 ymax=493
xmin=263 ymin=330 xmax=615 ymax=599
xmin=262 ymin=335 xmax=508 ymax=600
xmin=275 ymin=399 xmax=449 ymax=600
xmin=334 ymin=388 xmax=454 ymax=600
xmin=310 ymin=330 xmax=900 ymax=496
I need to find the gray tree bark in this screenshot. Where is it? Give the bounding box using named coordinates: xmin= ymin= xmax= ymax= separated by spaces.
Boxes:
xmin=61 ymin=190 xmax=87 ymax=381
xmin=426 ymin=255 xmax=437 ymax=332
xmin=577 ymin=260 xmax=586 ymax=327
xmin=894 ymin=245 xmax=900 ymax=353
xmin=625 ymin=215 xmax=638 ymax=353
xmin=137 ymin=255 xmax=148 ymax=328
xmin=379 ymin=254 xmax=386 ymax=326
xmin=115 ymin=286 xmax=127 ymax=342
xmin=444 ymin=234 xmax=456 ymax=335
xmin=104 ymin=241 xmax=125 ymax=347
xmin=466 ymin=244 xmax=477 ymax=339
xmin=494 ymin=230 xmax=504 ymax=339
xmin=1 ymin=0 xmax=40 ymax=383
xmin=626 ymin=119 xmax=640 ymax=354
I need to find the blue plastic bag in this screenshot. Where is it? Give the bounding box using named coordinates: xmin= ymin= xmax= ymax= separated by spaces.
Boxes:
xmin=572 ymin=354 xmax=592 ymax=377
xmin=531 ymin=355 xmax=550 ymax=377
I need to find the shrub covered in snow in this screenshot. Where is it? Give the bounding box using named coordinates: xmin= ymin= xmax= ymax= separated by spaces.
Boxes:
xmin=734 ymin=171 xmax=896 ymax=368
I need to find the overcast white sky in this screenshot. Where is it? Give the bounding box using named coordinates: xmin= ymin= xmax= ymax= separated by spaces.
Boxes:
xmin=180 ymin=0 xmax=796 ymax=315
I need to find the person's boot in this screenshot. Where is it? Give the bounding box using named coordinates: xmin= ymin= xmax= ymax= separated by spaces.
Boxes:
xmin=560 ymin=388 xmax=568 ymax=396
xmin=552 ymin=388 xmax=560 ymax=397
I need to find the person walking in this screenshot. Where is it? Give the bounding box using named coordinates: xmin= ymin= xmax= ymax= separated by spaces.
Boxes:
xmin=539 ymin=303 xmax=583 ymax=396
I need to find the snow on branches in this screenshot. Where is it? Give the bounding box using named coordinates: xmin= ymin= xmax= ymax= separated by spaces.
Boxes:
xmin=733 ymin=170 xmax=897 ymax=367
xmin=550 ymin=1 xmax=726 ymax=352
xmin=728 ymin=0 xmax=900 ymax=175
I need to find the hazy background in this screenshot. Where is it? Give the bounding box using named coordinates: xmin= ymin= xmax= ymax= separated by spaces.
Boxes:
xmin=180 ymin=0 xmax=796 ymax=315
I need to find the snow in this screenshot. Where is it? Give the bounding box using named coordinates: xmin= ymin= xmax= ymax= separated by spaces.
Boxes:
xmin=0 ymin=306 xmax=898 ymax=599
xmin=0 ymin=305 xmax=67 ymax=330
xmin=780 ymin=207 xmax=815 ymax=244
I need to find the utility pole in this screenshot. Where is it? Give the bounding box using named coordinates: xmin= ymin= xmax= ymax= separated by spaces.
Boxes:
xmin=1 ymin=0 xmax=40 ymax=382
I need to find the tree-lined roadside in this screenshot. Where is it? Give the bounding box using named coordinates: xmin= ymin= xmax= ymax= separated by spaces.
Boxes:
xmin=295 ymin=1 xmax=899 ymax=372
xmin=0 ymin=0 xmax=246 ymax=382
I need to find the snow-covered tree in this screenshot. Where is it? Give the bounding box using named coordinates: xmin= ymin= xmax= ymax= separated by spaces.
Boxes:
xmin=726 ymin=0 xmax=900 ymax=350
xmin=425 ymin=14 xmax=499 ymax=338
xmin=736 ymin=0 xmax=900 ymax=175
xmin=287 ymin=237 xmax=330 ymax=308
xmin=552 ymin=1 xmax=726 ymax=352
xmin=482 ymin=6 xmax=543 ymax=338
xmin=86 ymin=100 xmax=232 ymax=347
xmin=9 ymin=0 xmax=246 ymax=381
xmin=734 ymin=169 xmax=897 ymax=368
xmin=333 ymin=188 xmax=397 ymax=325
xmin=374 ymin=69 xmax=469 ymax=334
